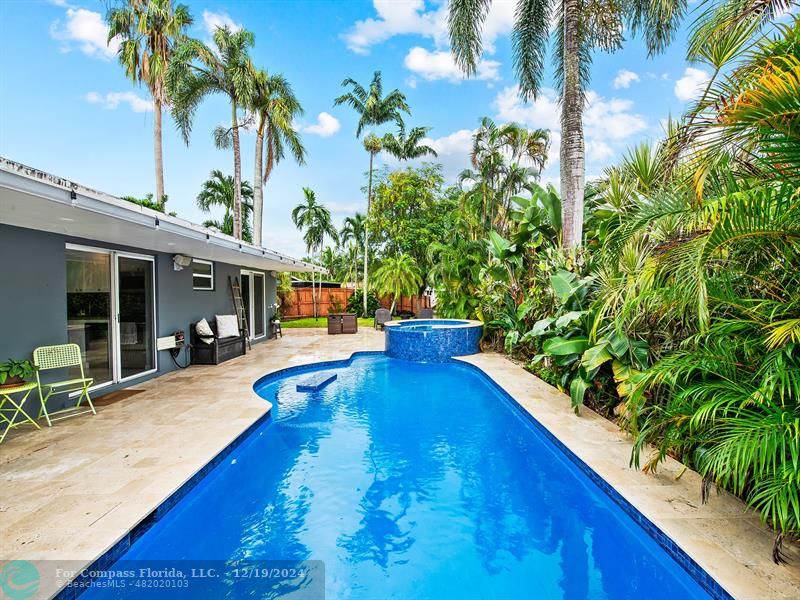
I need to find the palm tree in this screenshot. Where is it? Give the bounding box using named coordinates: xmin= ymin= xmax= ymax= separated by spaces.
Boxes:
xmin=196 ymin=170 xmax=254 ymax=242
xmin=448 ymin=1 xmax=684 ymax=247
xmin=291 ymin=188 xmax=339 ymax=318
xmin=167 ymin=25 xmax=256 ymax=240
xmin=460 ymin=118 xmax=550 ymax=236
xmin=250 ymin=70 xmax=306 ymax=247
xmin=107 ymin=0 xmax=193 ymax=209
xmin=340 ymin=212 xmax=366 ymax=287
xmin=373 ymin=255 xmax=423 ymax=315
xmin=334 ymin=71 xmax=410 ymax=314
xmin=382 ymin=125 xmax=438 ymax=160
xmin=320 ymin=246 xmax=339 ymax=279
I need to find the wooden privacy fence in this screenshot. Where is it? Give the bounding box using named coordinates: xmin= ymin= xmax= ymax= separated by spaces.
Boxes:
xmin=281 ymin=288 xmax=431 ymax=318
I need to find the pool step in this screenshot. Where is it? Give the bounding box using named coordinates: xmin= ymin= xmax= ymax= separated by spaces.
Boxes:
xmin=296 ymin=372 xmax=337 ymax=392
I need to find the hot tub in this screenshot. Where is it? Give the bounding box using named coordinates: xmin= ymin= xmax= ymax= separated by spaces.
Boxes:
xmin=384 ymin=319 xmax=483 ymax=362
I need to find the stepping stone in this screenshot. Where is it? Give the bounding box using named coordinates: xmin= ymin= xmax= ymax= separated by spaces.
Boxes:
xmin=296 ymin=372 xmax=337 ymax=392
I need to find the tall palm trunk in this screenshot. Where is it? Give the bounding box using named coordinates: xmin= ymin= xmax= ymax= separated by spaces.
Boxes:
xmin=312 ymin=248 xmax=319 ymax=319
xmin=354 ymin=244 xmax=359 ymax=290
xmin=253 ymin=122 xmax=264 ymax=246
xmin=363 ymin=152 xmax=374 ymax=315
xmin=153 ymin=98 xmax=165 ymax=209
xmin=231 ymin=101 xmax=243 ymax=240
xmin=560 ymin=0 xmax=585 ymax=248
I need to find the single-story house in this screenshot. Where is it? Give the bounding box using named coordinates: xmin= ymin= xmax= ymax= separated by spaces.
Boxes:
xmin=0 ymin=157 xmax=322 ymax=409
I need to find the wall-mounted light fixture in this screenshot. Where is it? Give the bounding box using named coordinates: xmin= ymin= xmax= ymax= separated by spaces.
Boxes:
xmin=173 ymin=254 xmax=192 ymax=271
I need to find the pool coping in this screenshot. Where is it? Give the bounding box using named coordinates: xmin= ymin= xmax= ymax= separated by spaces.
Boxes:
xmin=58 ymin=350 xmax=772 ymax=600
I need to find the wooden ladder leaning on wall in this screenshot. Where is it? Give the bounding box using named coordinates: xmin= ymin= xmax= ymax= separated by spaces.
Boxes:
xmin=229 ymin=276 xmax=251 ymax=351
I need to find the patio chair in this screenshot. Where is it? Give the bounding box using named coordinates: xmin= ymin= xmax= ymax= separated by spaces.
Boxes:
xmin=33 ymin=343 xmax=96 ymax=427
xmin=374 ymin=308 xmax=392 ymax=330
xmin=417 ymin=308 xmax=434 ymax=319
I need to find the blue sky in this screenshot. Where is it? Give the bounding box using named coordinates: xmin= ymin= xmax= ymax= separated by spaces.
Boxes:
xmin=0 ymin=0 xmax=709 ymax=257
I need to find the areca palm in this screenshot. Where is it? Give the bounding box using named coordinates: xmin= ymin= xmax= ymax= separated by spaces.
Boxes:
xmin=320 ymin=246 xmax=339 ymax=279
xmin=106 ymin=0 xmax=193 ymax=209
xmin=196 ymin=170 xmax=254 ymax=242
xmin=382 ymin=125 xmax=438 ymax=160
xmin=167 ymin=25 xmax=256 ymax=240
xmin=291 ymin=188 xmax=339 ymax=318
xmin=334 ymin=71 xmax=410 ymax=314
xmin=448 ymin=0 xmax=685 ymax=247
xmin=462 ymin=118 xmax=551 ymax=236
xmin=250 ymin=70 xmax=306 ymax=246
xmin=373 ymin=255 xmax=423 ymax=315
xmin=340 ymin=213 xmax=366 ymax=287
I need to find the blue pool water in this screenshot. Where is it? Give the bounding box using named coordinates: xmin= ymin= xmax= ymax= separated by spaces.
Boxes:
xmin=393 ymin=319 xmax=470 ymax=327
xmin=83 ymin=355 xmax=712 ymax=599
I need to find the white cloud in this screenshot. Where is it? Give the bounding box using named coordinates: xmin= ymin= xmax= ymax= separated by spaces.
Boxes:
xmin=202 ymin=10 xmax=242 ymax=36
xmin=342 ymin=0 xmax=513 ymax=55
xmin=424 ymin=128 xmax=474 ymax=156
xmin=586 ymin=139 xmax=615 ymax=161
xmin=583 ymin=91 xmax=647 ymax=141
xmin=612 ymin=69 xmax=640 ymax=89
xmin=404 ymin=47 xmax=500 ymax=82
xmin=419 ymin=128 xmax=475 ymax=180
xmin=86 ymin=91 xmax=152 ymax=113
xmin=493 ymin=86 xmax=561 ymax=130
xmin=50 ymin=8 xmax=120 ymax=59
xmin=343 ymin=0 xmax=444 ymax=54
xmin=674 ymin=67 xmax=710 ymax=101
xmin=303 ymin=112 xmax=341 ymax=137
xmin=492 ymin=85 xmax=647 ymax=177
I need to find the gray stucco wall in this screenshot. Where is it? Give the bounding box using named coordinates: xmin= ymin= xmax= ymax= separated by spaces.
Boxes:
xmin=0 ymin=223 xmax=276 ymax=410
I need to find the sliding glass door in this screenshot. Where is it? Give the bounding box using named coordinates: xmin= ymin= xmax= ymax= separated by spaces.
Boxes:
xmin=65 ymin=245 xmax=156 ymax=389
xmin=117 ymin=255 xmax=155 ymax=380
xmin=241 ymin=270 xmax=266 ymax=340
xmin=66 ymin=248 xmax=113 ymax=386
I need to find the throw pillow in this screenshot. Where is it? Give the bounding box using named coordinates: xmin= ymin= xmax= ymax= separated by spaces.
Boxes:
xmin=215 ymin=314 xmax=241 ymax=338
xmin=195 ymin=318 xmax=215 ymax=344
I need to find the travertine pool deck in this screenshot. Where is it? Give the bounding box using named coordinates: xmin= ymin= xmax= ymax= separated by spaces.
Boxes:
xmin=1 ymin=329 xmax=797 ymax=599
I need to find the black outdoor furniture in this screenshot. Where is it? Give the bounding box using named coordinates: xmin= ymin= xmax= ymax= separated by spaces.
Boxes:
xmin=328 ymin=313 xmax=358 ymax=334
xmin=190 ymin=319 xmax=246 ymax=365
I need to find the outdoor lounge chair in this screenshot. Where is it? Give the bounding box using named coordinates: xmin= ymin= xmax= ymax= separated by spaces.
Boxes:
xmin=418 ymin=308 xmax=434 ymax=319
xmin=33 ymin=343 xmax=96 ymax=427
xmin=374 ymin=308 xmax=392 ymax=330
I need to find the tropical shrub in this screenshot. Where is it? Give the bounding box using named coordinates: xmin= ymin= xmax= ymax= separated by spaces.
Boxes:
xmin=346 ymin=289 xmax=380 ymax=318
xmin=426 ymin=13 xmax=800 ymax=558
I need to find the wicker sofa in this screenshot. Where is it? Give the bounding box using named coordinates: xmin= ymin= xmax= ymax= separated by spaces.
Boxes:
xmin=190 ymin=319 xmax=246 ymax=365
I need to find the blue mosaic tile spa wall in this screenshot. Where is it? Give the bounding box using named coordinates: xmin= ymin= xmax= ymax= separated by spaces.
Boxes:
xmin=385 ymin=321 xmax=483 ymax=362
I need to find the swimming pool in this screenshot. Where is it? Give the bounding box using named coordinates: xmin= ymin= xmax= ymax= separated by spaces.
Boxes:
xmin=78 ymin=354 xmax=717 ymax=599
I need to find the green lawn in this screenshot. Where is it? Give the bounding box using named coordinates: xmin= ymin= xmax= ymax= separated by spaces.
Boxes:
xmin=281 ymin=317 xmax=374 ymax=329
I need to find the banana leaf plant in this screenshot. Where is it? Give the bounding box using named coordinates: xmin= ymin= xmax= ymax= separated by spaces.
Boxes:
xmin=524 ymin=269 xmax=649 ymax=413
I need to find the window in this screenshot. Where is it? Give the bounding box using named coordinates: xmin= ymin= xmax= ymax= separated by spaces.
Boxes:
xmin=192 ymin=259 xmax=214 ymax=290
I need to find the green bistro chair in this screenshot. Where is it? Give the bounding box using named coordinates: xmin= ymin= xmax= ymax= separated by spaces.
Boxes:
xmin=33 ymin=343 xmax=96 ymax=426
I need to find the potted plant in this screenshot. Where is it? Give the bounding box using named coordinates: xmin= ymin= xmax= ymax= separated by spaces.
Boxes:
xmin=0 ymin=359 xmax=38 ymax=389
xmin=269 ymin=302 xmax=281 ymax=322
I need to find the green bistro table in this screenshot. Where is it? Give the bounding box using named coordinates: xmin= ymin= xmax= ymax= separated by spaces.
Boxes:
xmin=0 ymin=382 xmax=40 ymax=443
